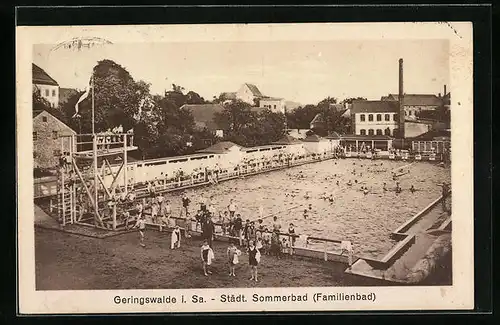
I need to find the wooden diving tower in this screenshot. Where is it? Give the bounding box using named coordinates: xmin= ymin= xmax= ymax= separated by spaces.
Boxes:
xmin=55 ymin=133 xmax=137 ymax=230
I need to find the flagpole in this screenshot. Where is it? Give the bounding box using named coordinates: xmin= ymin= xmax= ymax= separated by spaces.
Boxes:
xmin=91 ymin=73 xmax=95 ymax=135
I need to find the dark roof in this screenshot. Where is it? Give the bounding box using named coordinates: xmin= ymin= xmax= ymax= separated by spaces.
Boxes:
xmin=59 ymin=88 xmax=78 ymax=104
xmin=310 ymin=113 xmax=325 ymax=125
xmin=272 ymin=135 xmax=303 ymax=145
xmin=181 ymin=104 xmax=224 ymax=131
xmin=32 ymin=63 xmax=58 ymax=86
xmin=386 ymin=94 xmax=442 ymax=106
xmin=245 ymin=83 xmax=263 ymax=97
xmin=260 ymin=96 xmax=283 ymax=101
xmin=340 ymin=135 xmax=392 ymax=141
xmin=351 ymin=100 xmax=400 ymax=113
xmin=410 ymin=129 xmax=451 ymax=140
xmin=197 ymin=141 xmax=242 ymax=154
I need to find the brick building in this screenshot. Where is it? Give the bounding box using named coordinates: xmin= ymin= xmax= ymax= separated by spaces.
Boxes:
xmin=33 ymin=110 xmax=76 ymax=169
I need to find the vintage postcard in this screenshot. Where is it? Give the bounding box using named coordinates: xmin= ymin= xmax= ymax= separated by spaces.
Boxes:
xmin=17 ymin=22 xmax=473 ymax=314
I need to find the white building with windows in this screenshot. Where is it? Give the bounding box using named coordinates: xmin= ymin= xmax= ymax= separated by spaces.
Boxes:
xmin=259 ymin=97 xmax=286 ymax=114
xmin=236 ymin=83 xmax=264 ymax=105
xmin=351 ymin=100 xmax=399 ymax=137
xmin=32 ymin=63 xmax=59 ymax=108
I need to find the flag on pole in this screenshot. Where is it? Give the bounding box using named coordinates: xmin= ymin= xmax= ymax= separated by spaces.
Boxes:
xmin=72 ymin=74 xmax=93 ymax=118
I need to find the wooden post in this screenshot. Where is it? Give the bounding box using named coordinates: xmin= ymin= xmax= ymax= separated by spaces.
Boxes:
xmin=112 ymin=204 xmax=117 ymax=230
xmin=61 ymin=168 xmax=66 ymax=227
xmin=123 ymin=134 xmax=128 ymax=195
xmin=289 ymin=234 xmax=293 ymax=256
xmin=323 ymin=241 xmax=328 ymax=261
xmin=93 ymin=135 xmax=99 ymax=226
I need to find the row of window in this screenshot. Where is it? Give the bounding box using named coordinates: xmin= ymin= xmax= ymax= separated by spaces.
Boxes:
xmin=263 ymin=104 xmax=278 ymax=109
xmin=44 ymin=89 xmax=57 ymax=97
xmin=359 ymin=113 xmax=397 ymax=122
xmin=33 ymin=131 xmax=58 ymax=141
xmin=359 ymin=128 xmax=392 ymax=136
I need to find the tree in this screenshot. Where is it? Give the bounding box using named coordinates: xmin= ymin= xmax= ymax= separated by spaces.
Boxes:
xmin=33 ymin=88 xmax=67 ymax=123
xmin=317 ymin=96 xmax=338 ymax=108
xmin=69 ymin=59 xmax=151 ymax=133
xmin=341 ymin=97 xmax=367 ymax=104
xmin=255 ymin=109 xmax=286 ymax=145
xmin=214 ymin=100 xmax=255 ymax=134
xmin=185 ymin=91 xmax=205 ymax=105
xmin=286 ymin=104 xmax=319 ymax=129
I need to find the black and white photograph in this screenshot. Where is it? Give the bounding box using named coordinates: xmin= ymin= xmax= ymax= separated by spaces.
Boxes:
xmin=17 ymin=22 xmax=474 ymax=313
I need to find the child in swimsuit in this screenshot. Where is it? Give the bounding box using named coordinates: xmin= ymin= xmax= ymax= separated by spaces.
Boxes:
xmin=201 ymin=240 xmax=212 ymax=276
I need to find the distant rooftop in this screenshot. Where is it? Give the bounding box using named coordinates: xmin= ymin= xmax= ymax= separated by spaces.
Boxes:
xmin=351 ymin=100 xmax=400 ymax=114
xmin=32 ymin=63 xmax=59 ymax=86
xmin=245 ymin=83 xmax=264 ymax=97
xmin=385 ymin=94 xmax=443 ymax=107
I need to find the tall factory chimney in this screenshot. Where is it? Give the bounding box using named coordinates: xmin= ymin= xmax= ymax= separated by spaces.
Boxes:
xmin=398 ymin=58 xmax=405 ymax=138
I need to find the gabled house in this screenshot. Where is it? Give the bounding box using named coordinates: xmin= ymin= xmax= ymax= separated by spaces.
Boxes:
xmin=236 ymin=83 xmax=264 ymax=105
xmin=259 ymin=97 xmax=286 ymax=114
xmin=33 ymin=110 xmax=76 ymax=169
xmin=33 ymin=63 xmax=59 ymax=108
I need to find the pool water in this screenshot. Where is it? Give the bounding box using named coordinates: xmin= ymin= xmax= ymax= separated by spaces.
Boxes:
xmin=162 ymin=158 xmax=451 ymax=258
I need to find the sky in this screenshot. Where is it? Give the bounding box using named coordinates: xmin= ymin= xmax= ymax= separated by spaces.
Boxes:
xmin=33 ymin=39 xmax=449 ymax=105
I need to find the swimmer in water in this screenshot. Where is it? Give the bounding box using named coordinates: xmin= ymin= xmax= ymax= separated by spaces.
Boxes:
xmin=363 ymin=188 xmax=369 ymax=195
xmin=308 ymin=203 xmax=312 ymax=210
xmin=303 ymin=209 xmax=308 ymax=219
xmin=336 ymin=180 xmax=339 ymax=186
xmin=354 ymin=180 xmax=358 ymax=184
xmin=410 ymin=185 xmax=416 ymax=193
xmin=304 ymin=192 xmax=310 ymax=199
xmin=329 ymin=194 xmax=334 ymax=203
xmin=383 ymin=182 xmax=387 ymax=192
xmin=347 ymin=180 xmax=352 ymax=186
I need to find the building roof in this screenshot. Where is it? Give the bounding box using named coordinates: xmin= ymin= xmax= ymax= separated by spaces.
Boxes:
xmin=245 ymin=83 xmax=263 ymax=97
xmin=410 ymin=129 xmax=451 ymax=140
xmin=310 ymin=113 xmax=325 ymax=125
xmin=386 ymin=94 xmax=442 ymax=106
xmin=181 ymin=104 xmax=224 ymax=131
xmin=272 ymin=135 xmax=303 ymax=145
xmin=197 ymin=141 xmax=242 ymax=154
xmin=351 ymin=100 xmax=400 ymax=113
xmin=33 ymin=110 xmax=76 ymax=134
xmin=340 ymin=135 xmax=392 ymax=141
xmin=59 ymin=88 xmax=78 ymax=104
xmin=260 ymin=96 xmax=283 ymax=101
xmin=32 ymin=63 xmax=59 ymax=86
xmin=242 ymin=144 xmax=287 ymax=152
xmin=326 ymin=131 xmax=342 ymax=139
